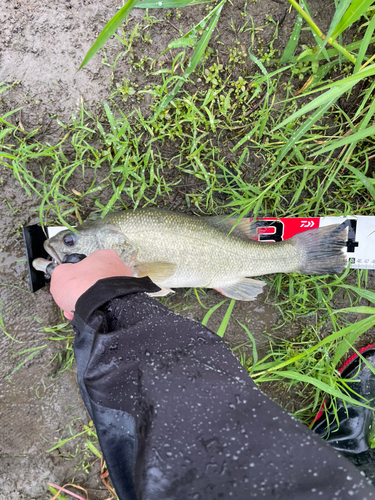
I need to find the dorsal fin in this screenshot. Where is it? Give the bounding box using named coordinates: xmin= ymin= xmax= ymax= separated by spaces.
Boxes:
xmin=203 ymin=215 xmax=255 ymax=240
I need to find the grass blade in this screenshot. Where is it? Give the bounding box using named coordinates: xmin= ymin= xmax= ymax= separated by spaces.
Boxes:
xmin=315 ymin=124 xmax=375 ymax=154
xmin=354 ymin=12 xmax=375 ymax=72
xmin=86 ymin=439 xmax=102 ymax=459
xmin=103 ymin=102 xmax=116 ymax=133
xmin=300 ymin=0 xmax=330 ymax=61
xmin=320 ymin=0 xmax=353 ymax=53
xmin=272 ymin=80 xmax=355 ymax=132
xmin=253 ymin=64 xmax=292 ymax=85
xmin=152 ymin=0 xmax=225 ymax=119
xmin=0 ymin=83 xmax=11 ymax=95
xmin=46 ymin=429 xmax=90 ymax=453
xmin=354 ymin=85 xmax=375 ymax=131
xmin=274 ymin=371 xmax=373 ymax=409
xmin=333 ymin=307 xmax=375 ymax=314
xmin=0 ymin=311 xmax=23 ymax=344
xmin=1 ymin=106 xmax=24 ymax=121
xmin=216 ymin=299 xmax=236 ymax=338
xmin=295 ymin=36 xmax=375 ymax=63
xmin=11 ymin=346 xmax=46 ymax=375
xmin=317 ymin=63 xmax=375 ymax=89
xmin=0 ymin=152 xmax=16 ymax=160
xmin=247 ymin=50 xmax=267 ymax=76
xmin=201 ymin=299 xmax=227 ymax=326
xmin=139 ymin=0 xmax=216 ymax=6
xmin=165 ymin=2 xmax=225 ymax=52
xmin=332 ymin=315 xmax=375 ymax=367
xmin=46 ymin=486 xmax=69 ymax=500
xmin=346 ymin=164 xmax=375 ymax=203
xmin=232 ymin=121 xmax=260 ymax=151
xmin=271 ymin=98 xmax=337 ymax=170
xmin=331 ymin=0 xmax=375 ymax=40
xmin=280 ymin=12 xmax=303 ymax=63
xmin=237 ymin=321 xmax=258 ymax=374
xmin=354 ymin=81 xmax=375 ymax=120
xmin=79 ymin=0 xmax=139 ymax=69
xmin=253 ymin=316 xmax=375 ymax=377
xmin=339 ymin=285 xmax=375 ymax=304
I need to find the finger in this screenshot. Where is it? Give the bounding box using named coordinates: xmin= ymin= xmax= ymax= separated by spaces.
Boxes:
xmin=77 ymin=250 xmax=133 ymax=277
xmin=64 ymin=311 xmax=74 ymax=320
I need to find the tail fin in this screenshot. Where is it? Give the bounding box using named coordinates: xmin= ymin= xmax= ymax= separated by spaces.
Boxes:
xmin=294 ymin=223 xmax=348 ymax=275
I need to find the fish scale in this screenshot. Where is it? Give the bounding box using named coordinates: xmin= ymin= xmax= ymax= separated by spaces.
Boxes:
xmin=119 ymin=216 xmax=297 ymax=286
xmin=43 ymin=207 xmax=348 ymax=301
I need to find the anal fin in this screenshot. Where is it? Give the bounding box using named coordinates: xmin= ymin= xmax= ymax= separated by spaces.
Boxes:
xmin=133 ymin=261 xmax=177 ymax=282
xmin=214 ymin=277 xmax=266 ymax=301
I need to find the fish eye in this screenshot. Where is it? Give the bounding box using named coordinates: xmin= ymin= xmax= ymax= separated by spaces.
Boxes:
xmin=63 ymin=233 xmax=76 ymax=247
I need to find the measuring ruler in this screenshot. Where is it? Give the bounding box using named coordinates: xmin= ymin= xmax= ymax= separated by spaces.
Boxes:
xmin=250 ymin=216 xmax=375 ymax=270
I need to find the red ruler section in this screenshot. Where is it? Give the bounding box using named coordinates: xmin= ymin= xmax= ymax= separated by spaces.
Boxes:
xmin=250 ymin=218 xmax=321 ymax=242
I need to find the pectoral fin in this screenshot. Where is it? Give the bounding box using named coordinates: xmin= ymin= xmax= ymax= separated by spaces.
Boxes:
xmin=214 ymin=278 xmax=266 ymax=301
xmin=147 ymin=287 xmax=175 ymax=297
xmin=133 ymin=262 xmax=177 ymax=282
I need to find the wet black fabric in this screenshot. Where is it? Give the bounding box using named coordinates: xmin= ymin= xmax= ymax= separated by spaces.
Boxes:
xmin=72 ymin=277 xmax=375 ymax=500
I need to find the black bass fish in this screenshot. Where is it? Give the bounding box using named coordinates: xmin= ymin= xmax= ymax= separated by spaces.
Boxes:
xmin=42 ymin=208 xmax=348 ymax=301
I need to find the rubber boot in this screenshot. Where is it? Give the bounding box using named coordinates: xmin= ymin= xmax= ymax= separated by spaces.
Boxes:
xmin=313 ymin=345 xmax=375 ymax=479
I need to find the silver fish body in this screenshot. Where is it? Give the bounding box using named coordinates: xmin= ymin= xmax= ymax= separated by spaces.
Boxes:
xmin=43 ymin=208 xmax=348 ymax=300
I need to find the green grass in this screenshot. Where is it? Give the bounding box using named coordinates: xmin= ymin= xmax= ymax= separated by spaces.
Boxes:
xmin=241 ymin=300 xmax=375 ymax=424
xmin=80 ymin=0 xmax=375 ymax=94
xmin=1 ymin=0 xmax=375 ymax=488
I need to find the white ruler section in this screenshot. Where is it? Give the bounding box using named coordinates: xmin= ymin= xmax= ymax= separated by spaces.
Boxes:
xmin=319 ymin=216 xmax=375 ymax=270
xmin=47 ymin=227 xmax=67 ymax=238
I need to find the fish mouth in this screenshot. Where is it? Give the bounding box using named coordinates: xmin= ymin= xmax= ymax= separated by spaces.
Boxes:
xmin=43 ymin=240 xmax=63 ymax=264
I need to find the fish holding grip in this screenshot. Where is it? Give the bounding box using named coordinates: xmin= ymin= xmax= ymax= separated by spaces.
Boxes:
xmin=32 ymin=254 xmax=87 ymax=280
xmin=22 ymin=223 xmax=87 ymax=292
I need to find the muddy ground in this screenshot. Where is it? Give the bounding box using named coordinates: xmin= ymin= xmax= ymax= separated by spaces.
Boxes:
xmin=1 ymin=0 xmax=375 ymax=498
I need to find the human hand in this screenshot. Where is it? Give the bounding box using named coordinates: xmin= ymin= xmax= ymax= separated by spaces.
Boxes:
xmin=50 ymin=249 xmax=133 ymax=320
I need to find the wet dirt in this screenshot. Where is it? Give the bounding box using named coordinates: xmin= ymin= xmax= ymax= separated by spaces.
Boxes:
xmin=1 ymin=0 xmax=375 ymax=497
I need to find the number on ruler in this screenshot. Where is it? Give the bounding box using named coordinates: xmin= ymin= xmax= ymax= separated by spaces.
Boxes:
xmin=255 ymin=220 xmax=284 ymax=242
xmin=346 ymin=220 xmax=359 ymax=253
